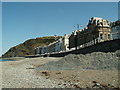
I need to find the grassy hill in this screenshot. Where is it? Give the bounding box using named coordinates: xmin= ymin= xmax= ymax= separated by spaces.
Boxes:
xmin=2 ymin=36 xmax=62 ymax=57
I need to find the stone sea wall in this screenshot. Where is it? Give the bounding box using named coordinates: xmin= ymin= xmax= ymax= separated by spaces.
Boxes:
xmin=47 ymin=39 xmax=120 ymax=57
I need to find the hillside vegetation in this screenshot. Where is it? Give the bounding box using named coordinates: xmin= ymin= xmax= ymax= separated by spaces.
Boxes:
xmin=2 ymin=36 xmax=62 ymax=57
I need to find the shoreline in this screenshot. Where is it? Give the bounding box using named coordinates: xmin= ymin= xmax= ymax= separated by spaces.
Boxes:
xmin=1 ymin=57 xmax=26 ymax=60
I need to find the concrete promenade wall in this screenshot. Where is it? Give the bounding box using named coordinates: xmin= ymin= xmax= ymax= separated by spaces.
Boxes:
xmin=48 ymin=39 xmax=120 ymax=57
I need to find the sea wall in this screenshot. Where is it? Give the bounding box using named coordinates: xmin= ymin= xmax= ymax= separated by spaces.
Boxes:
xmin=47 ymin=39 xmax=120 ymax=57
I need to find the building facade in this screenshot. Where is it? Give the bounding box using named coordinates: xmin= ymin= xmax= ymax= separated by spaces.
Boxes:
xmin=110 ymin=20 xmax=120 ymax=39
xmin=35 ymin=46 xmax=42 ymax=55
xmin=36 ymin=34 xmax=70 ymax=55
xmin=64 ymin=34 xmax=71 ymax=51
xmin=86 ymin=17 xmax=111 ymax=42
xmin=69 ymin=17 xmax=111 ymax=49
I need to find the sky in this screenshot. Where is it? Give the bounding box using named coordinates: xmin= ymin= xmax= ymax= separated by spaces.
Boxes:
xmin=2 ymin=2 xmax=118 ymax=56
xmin=0 ymin=2 xmax=2 ymax=57
xmin=118 ymin=1 xmax=120 ymax=19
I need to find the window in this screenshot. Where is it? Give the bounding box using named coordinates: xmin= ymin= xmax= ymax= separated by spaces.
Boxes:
xmin=119 ymin=26 xmax=120 ymax=30
xmin=108 ymin=34 xmax=111 ymax=40
xmin=104 ymin=34 xmax=107 ymax=39
xmin=104 ymin=21 xmax=107 ymax=25
xmin=100 ymin=34 xmax=103 ymax=40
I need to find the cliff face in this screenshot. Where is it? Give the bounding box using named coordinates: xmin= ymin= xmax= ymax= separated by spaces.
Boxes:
xmin=2 ymin=36 xmax=61 ymax=57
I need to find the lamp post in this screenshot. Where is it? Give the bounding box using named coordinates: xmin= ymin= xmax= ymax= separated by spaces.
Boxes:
xmin=74 ymin=24 xmax=82 ymax=30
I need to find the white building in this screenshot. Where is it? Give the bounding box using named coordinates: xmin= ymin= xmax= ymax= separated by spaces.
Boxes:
xmin=64 ymin=34 xmax=70 ymax=51
xmin=41 ymin=46 xmax=48 ymax=54
xmin=35 ymin=46 xmax=42 ymax=55
xmin=55 ymin=38 xmax=63 ymax=52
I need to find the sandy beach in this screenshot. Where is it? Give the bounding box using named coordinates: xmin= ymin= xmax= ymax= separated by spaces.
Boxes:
xmin=1 ymin=56 xmax=119 ymax=88
xmin=2 ymin=57 xmax=63 ymax=88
